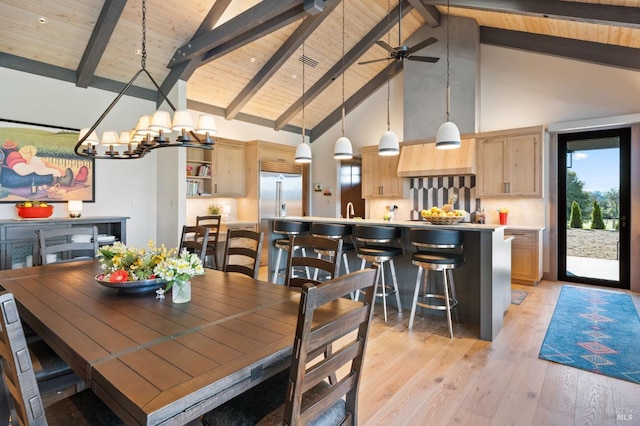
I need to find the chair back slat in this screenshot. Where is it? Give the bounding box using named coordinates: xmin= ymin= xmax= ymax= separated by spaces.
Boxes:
xmin=179 ymin=225 xmax=210 ymax=264
xmin=222 ymin=229 xmax=263 ymax=279
xmin=37 ymin=226 xmax=99 ymax=265
xmin=285 ymin=235 xmax=342 ymax=288
xmin=196 ymin=215 xmax=222 ymax=269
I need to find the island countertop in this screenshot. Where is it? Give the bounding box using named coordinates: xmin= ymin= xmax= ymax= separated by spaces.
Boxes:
xmin=261 ymin=216 xmax=512 ymax=341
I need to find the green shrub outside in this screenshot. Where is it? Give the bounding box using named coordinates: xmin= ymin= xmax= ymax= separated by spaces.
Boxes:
xmin=569 ymin=201 xmax=583 ymax=229
xmin=590 ymin=200 xmax=605 ymax=230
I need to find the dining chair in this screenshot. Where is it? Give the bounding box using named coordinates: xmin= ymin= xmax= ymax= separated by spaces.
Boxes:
xmin=37 ymin=226 xmax=99 ymax=265
xmin=201 ymin=266 xmax=380 ymax=426
xmin=178 ymin=225 xmax=210 ymax=264
xmin=0 ymin=291 xmax=124 ymax=425
xmin=196 ymin=215 xmax=222 ymax=269
xmin=222 ymin=229 xmax=264 ymax=279
xmin=284 ymin=235 xmax=343 ymax=288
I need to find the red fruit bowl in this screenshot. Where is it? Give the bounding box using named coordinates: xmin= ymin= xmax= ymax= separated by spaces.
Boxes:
xmin=16 ymin=205 xmax=54 ymax=219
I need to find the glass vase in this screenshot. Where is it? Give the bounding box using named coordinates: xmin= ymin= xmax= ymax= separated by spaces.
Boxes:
xmin=172 ymin=280 xmax=191 ymax=303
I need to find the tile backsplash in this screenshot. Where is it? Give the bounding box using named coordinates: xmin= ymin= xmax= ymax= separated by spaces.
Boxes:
xmin=409 ymin=176 xmax=480 ymax=219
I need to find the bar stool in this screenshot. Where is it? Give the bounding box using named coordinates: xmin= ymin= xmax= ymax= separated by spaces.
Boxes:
xmin=310 ymin=223 xmax=354 ymax=280
xmin=272 ymin=220 xmax=309 ymax=284
xmin=409 ymin=228 xmax=464 ymax=338
xmin=353 ymin=225 xmax=402 ymax=322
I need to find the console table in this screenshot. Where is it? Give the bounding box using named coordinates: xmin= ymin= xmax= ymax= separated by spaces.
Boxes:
xmin=0 ymin=216 xmax=128 ymax=269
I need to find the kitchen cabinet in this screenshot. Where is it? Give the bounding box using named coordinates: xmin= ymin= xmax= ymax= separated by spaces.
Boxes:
xmin=504 ymin=228 xmax=543 ymax=285
xmin=362 ymin=145 xmax=403 ymax=198
xmin=187 ymin=139 xmax=245 ymax=197
xmin=476 ymin=127 xmax=543 ymax=198
xmin=397 ymin=138 xmax=476 ymax=177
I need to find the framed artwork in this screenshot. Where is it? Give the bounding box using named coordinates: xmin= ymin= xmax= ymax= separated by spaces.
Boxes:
xmin=0 ymin=118 xmax=95 ymax=203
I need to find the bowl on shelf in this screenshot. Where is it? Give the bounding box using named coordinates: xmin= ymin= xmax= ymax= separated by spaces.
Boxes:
xmin=16 ymin=204 xmax=54 ymax=219
xmin=97 ymin=234 xmax=116 ymax=244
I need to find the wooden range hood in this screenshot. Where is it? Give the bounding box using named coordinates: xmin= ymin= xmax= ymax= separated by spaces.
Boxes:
xmin=396 ymin=138 xmax=476 ymax=177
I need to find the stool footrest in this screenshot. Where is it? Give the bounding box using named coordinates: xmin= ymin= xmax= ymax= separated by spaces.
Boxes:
xmin=416 ymin=294 xmax=458 ymax=311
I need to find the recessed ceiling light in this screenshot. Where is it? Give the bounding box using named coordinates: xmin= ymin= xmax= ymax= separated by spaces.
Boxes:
xmin=135 ymin=49 xmax=141 ymax=55
xmin=291 ymin=74 xmax=297 ymax=80
xmin=38 ymin=17 xmax=47 ymax=24
xmin=249 ymin=57 xmax=256 ymax=63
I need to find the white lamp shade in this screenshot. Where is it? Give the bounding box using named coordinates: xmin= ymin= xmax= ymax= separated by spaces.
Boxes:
xmin=196 ymin=114 xmax=218 ymax=134
xmin=150 ymin=110 xmax=173 ymax=133
xmin=294 ymin=142 xmax=312 ymax=163
xmin=171 ymin=110 xmax=195 ymax=131
xmin=333 ymin=136 xmax=353 ymax=160
xmin=119 ymin=131 xmax=132 ymax=144
xmin=435 ymin=121 xmax=461 ymax=150
xmin=134 ymin=115 xmax=158 ymax=136
xmin=78 ymin=128 xmax=99 ymax=145
xmin=378 ymin=131 xmax=399 ymax=156
xmin=67 ymin=200 xmax=83 ymax=212
xmin=100 ymin=131 xmax=120 ymax=145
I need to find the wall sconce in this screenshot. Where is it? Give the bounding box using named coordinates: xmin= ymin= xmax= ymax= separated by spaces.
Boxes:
xmin=68 ymin=200 xmax=83 ymax=218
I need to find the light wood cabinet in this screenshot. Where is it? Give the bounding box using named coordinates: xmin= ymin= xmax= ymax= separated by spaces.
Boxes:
xmin=397 ymin=138 xmax=476 ymax=177
xmin=504 ymin=228 xmax=543 ymax=285
xmin=362 ymin=145 xmax=403 ymax=198
xmin=187 ymin=139 xmax=245 ymax=198
xmin=477 ymin=127 xmax=542 ymax=198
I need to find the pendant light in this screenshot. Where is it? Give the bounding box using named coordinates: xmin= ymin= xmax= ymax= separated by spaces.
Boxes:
xmin=334 ymin=0 xmax=353 ymax=160
xmin=435 ymin=0 xmax=461 ymax=150
xmin=295 ymin=36 xmax=312 ymax=163
xmin=378 ymin=0 xmax=399 ymax=156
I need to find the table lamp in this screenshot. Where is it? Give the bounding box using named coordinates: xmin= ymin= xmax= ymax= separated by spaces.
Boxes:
xmin=68 ymin=200 xmax=83 ymax=218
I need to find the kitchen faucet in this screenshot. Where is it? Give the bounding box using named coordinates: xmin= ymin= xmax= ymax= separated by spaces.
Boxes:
xmin=346 ymin=202 xmax=355 ymax=219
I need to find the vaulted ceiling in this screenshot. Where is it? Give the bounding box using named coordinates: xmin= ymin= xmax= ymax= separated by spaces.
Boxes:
xmin=2 ymin=0 xmax=640 ymax=141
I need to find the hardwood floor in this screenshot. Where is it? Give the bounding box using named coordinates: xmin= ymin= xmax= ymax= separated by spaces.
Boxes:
xmin=353 ymin=281 xmax=640 ymax=425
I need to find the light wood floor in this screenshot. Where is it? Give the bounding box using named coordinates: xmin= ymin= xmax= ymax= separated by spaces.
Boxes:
xmin=354 ymin=281 xmax=640 ymax=426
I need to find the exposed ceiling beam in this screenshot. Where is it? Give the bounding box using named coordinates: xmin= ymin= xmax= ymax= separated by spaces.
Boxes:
xmin=168 ymin=0 xmax=305 ymax=68
xmin=481 ymin=27 xmax=640 ymax=71
xmin=407 ymin=0 xmax=441 ymax=27
xmin=311 ymin=60 xmax=403 ymax=141
xmin=421 ymin=0 xmax=640 ymax=28
xmin=158 ymin=0 xmax=232 ymax=107
xmin=225 ymin=0 xmax=341 ymax=121
xmin=275 ymin=0 xmax=413 ymax=131
xmin=76 ymin=0 xmax=127 ymax=88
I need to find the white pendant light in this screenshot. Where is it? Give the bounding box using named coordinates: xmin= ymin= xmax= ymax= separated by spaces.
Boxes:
xmin=295 ymin=36 xmax=312 ymax=164
xmin=334 ymin=0 xmax=353 ymax=160
xmin=378 ymin=0 xmax=399 ymax=156
xmin=435 ymin=0 xmax=461 ymax=150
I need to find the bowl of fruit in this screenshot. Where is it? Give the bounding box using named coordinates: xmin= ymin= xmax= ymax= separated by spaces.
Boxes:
xmin=420 ymin=205 xmax=467 ymax=225
xmin=16 ymin=201 xmax=54 ymax=219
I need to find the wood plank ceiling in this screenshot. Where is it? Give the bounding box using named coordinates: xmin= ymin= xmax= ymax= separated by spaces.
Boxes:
xmin=1 ymin=0 xmax=640 ymax=141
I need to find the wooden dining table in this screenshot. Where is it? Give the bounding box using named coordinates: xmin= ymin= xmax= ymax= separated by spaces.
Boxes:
xmin=0 ymin=260 xmax=354 ymax=425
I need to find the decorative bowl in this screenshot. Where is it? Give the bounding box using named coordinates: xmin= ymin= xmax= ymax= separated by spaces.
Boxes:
xmin=16 ymin=205 xmax=54 ymax=219
xmin=95 ymin=275 xmax=166 ymax=294
xmin=426 ymin=215 xmax=464 ymax=225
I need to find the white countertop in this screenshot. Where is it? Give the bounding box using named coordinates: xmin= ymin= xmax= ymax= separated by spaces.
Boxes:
xmin=505 ymin=225 xmax=545 ymax=231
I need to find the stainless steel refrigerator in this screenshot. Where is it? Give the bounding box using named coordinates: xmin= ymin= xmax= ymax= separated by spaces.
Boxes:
xmin=259 ymin=171 xmax=303 ymax=218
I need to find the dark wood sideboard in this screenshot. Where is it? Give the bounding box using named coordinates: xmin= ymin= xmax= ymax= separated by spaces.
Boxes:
xmin=0 ymin=216 xmax=128 ymax=269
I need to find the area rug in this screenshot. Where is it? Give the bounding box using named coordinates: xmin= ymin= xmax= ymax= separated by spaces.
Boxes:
xmin=511 ymin=289 xmax=528 ymax=305
xmin=539 ymin=286 xmax=640 ymax=384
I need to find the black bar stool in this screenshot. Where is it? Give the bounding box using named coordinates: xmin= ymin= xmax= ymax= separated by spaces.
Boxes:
xmin=272 ymin=220 xmax=309 ymax=284
xmin=310 ymin=223 xmax=354 ymax=280
xmin=409 ymin=228 xmax=464 ymax=338
xmin=354 ymin=225 xmax=402 ymax=322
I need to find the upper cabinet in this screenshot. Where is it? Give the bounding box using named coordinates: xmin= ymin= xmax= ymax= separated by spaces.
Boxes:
xmin=362 ymin=145 xmax=404 ymax=198
xmin=396 ymin=138 xmax=476 ymax=177
xmin=187 ymin=138 xmax=245 ymax=198
xmin=476 ymin=126 xmax=543 ymax=198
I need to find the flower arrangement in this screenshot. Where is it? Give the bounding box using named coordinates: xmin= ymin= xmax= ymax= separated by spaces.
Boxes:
xmin=497 ymin=208 xmax=509 ymax=214
xmin=154 ymin=248 xmax=205 ymax=292
xmin=384 ymin=205 xmax=398 ymax=221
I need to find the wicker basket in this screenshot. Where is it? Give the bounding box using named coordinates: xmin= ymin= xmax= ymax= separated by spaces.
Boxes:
xmin=426 ymin=216 xmax=464 ymax=225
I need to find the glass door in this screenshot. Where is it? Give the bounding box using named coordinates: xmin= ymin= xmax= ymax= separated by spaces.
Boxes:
xmin=558 ymin=128 xmax=630 ymax=289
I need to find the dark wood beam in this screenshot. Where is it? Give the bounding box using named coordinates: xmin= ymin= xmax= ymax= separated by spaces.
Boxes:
xmin=407 ymin=0 xmax=441 ymax=27
xmin=168 ymin=0 xmax=304 ymax=68
xmin=225 ymin=0 xmax=341 ymax=120
xmin=310 ymin=60 xmax=403 ymax=141
xmin=76 ymin=0 xmax=127 ymax=88
xmin=480 ymin=27 xmax=640 ymax=71
xmin=421 ymin=0 xmax=640 ymax=28
xmin=275 ymin=0 xmax=412 ymax=131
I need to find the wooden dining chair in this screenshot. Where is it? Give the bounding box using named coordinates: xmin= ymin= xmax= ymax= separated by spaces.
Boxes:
xmin=196 ymin=215 xmax=222 ymax=269
xmin=178 ymin=225 xmax=210 ymax=264
xmin=0 ymin=291 xmax=124 ymax=425
xmin=201 ymin=266 xmax=380 ymax=426
xmin=284 ymin=235 xmax=343 ymax=288
xmin=222 ymin=229 xmax=264 ymax=279
xmin=37 ymin=226 xmax=99 ymax=265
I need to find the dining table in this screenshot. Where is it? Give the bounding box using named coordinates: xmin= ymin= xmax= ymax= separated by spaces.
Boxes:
xmin=0 ymin=260 xmax=355 ymax=425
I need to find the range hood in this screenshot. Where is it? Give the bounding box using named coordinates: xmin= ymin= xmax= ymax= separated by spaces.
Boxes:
xmin=396 ymin=138 xmax=476 ymax=177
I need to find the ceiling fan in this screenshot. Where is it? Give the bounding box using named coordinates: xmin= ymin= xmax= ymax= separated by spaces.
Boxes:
xmin=358 ymin=1 xmax=439 ymax=65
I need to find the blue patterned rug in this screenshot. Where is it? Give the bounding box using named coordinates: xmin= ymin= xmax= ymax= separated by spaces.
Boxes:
xmin=539 ymin=286 xmax=640 ymax=384
xmin=511 ymin=289 xmax=528 ymax=305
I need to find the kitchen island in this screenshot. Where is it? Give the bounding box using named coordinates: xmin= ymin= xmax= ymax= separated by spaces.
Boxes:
xmin=261 ymin=217 xmax=511 ymax=341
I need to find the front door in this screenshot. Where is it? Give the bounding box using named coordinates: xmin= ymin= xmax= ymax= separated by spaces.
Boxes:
xmin=557 ymin=128 xmax=630 ymax=289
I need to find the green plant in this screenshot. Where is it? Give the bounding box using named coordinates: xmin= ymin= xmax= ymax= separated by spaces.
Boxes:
xmin=590 ymin=200 xmax=605 ymax=230
xmin=209 ymin=204 xmax=221 ymax=215
xmin=569 ymin=201 xmax=583 ymax=229
xmin=97 ymin=241 xmax=176 ymax=282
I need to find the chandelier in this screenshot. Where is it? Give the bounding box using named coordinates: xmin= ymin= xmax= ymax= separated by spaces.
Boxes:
xmin=74 ymin=0 xmax=214 ymax=160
